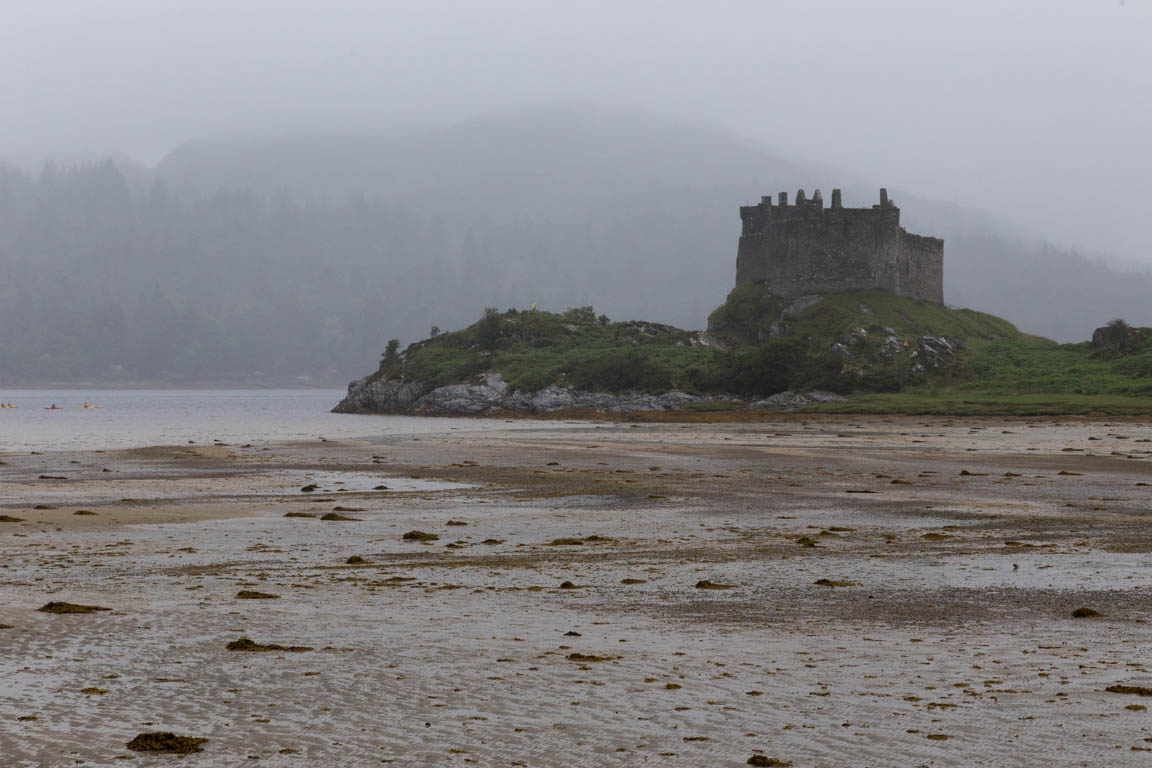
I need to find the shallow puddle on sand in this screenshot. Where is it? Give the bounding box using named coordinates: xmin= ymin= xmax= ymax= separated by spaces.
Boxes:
xmin=262 ymin=470 xmax=472 ymax=494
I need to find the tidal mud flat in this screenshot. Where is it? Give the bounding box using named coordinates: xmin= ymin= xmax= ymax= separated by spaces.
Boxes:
xmin=3 ymin=417 xmax=1152 ymax=766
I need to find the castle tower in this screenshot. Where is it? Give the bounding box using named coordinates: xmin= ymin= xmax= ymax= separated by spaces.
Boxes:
xmin=734 ymin=188 xmax=943 ymax=303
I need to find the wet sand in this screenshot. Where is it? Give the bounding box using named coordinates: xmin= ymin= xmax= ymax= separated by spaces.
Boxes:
xmin=3 ymin=416 xmax=1152 ymax=766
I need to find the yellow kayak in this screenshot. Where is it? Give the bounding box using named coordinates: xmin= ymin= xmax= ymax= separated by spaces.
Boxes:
xmin=74 ymin=405 xmax=104 ymax=409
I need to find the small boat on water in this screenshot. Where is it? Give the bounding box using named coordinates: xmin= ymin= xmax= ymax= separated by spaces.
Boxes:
xmin=44 ymin=405 xmax=63 ymax=410
xmin=74 ymin=403 xmax=104 ymax=409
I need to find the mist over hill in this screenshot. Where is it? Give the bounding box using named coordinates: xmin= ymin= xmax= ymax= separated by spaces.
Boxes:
xmin=1 ymin=109 xmax=1148 ymax=385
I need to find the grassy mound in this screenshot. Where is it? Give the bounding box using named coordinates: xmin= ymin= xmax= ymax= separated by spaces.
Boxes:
xmin=967 ymin=336 xmax=1152 ymax=396
xmin=709 ymin=281 xmax=1018 ymax=348
xmin=375 ymin=305 xmax=715 ymax=394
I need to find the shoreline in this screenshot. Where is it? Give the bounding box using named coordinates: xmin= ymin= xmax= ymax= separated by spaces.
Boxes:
xmin=4 ymin=417 xmax=1152 ymax=765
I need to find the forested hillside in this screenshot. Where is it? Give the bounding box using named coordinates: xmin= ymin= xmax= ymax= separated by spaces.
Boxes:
xmin=1 ymin=109 xmax=1148 ymax=384
xmin=0 ymin=163 xmax=446 ymax=383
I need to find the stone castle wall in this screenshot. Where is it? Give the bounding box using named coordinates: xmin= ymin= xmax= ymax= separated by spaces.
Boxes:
xmin=735 ymin=188 xmax=943 ymax=303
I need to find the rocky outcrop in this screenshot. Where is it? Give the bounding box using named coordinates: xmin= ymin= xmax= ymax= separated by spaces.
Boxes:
xmin=830 ymin=325 xmax=962 ymax=373
xmin=332 ymin=373 xmax=731 ymax=415
xmin=411 ymin=373 xmax=513 ymax=414
xmin=1090 ymin=320 xmax=1150 ymax=359
xmin=331 ymin=377 xmax=427 ymax=414
xmin=909 ymin=335 xmax=963 ymax=372
xmin=747 ymin=390 xmax=847 ymax=410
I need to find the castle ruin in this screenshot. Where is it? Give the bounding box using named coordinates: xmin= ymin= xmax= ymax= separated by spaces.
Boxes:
xmin=736 ymin=188 xmax=943 ymax=303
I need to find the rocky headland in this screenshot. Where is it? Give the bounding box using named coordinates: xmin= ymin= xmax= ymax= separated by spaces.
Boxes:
xmin=332 ymin=370 xmax=850 ymax=416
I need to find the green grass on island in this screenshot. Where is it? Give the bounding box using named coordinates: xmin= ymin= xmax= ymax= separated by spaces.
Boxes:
xmin=368 ymin=282 xmax=1152 ymax=415
xmin=822 ymin=333 xmax=1152 ymax=415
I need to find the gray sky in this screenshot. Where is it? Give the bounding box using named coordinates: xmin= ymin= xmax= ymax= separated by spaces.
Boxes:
xmin=3 ymin=0 xmax=1150 ymax=261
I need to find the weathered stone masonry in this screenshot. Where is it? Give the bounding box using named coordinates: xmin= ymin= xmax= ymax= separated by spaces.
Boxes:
xmin=735 ymin=188 xmax=944 ymax=303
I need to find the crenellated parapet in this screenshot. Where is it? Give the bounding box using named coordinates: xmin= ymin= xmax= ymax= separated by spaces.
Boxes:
xmin=735 ymin=188 xmax=943 ymax=303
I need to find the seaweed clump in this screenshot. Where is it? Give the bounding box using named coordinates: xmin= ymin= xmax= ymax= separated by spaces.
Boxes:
xmin=747 ymin=757 xmax=791 ymax=767
xmin=402 ymin=530 xmax=439 ymax=542
xmin=0 ymin=515 xmax=25 ymax=523
xmin=1072 ymin=607 xmax=1102 ymax=618
xmin=38 ymin=602 xmax=111 ymax=614
xmin=1106 ymin=684 xmax=1152 ymax=696
xmin=126 ymin=732 xmax=209 ymax=754
xmin=694 ymin=580 xmax=735 ymax=590
xmin=548 ymin=535 xmax=615 ymax=546
xmin=321 ymin=512 xmax=360 ymax=521
xmin=566 ymin=652 xmax=613 ymax=662
xmin=814 ymin=579 xmax=857 ymax=587
xmin=235 ymin=590 xmax=280 ymax=600
xmin=226 ymin=637 xmax=313 ymax=653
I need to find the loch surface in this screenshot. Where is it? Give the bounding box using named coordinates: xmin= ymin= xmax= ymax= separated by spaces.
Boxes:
xmin=0 ymin=389 xmax=541 ymax=451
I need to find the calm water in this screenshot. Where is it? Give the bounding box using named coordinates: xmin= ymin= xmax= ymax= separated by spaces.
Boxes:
xmin=0 ymin=389 xmax=539 ymax=452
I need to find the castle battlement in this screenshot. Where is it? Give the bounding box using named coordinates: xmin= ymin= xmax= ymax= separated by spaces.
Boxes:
xmin=735 ymin=188 xmax=943 ymax=303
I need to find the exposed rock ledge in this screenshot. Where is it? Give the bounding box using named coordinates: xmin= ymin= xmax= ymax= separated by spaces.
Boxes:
xmin=332 ymin=373 xmax=845 ymax=415
xmin=747 ymin=390 xmax=847 ymax=409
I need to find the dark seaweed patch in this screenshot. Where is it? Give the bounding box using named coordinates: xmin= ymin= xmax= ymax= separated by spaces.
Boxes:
xmin=694 ymin=580 xmax=735 ymax=590
xmin=814 ymin=579 xmax=857 ymax=587
xmin=226 ymin=637 xmax=312 ymax=652
xmin=38 ymin=602 xmax=111 ymax=614
xmin=1107 ymin=684 xmax=1152 ymax=696
xmin=126 ymin=732 xmax=208 ymax=754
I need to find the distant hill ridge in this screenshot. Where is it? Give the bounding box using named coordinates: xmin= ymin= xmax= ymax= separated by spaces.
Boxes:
xmin=154 ymin=108 xmax=1152 ymax=343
